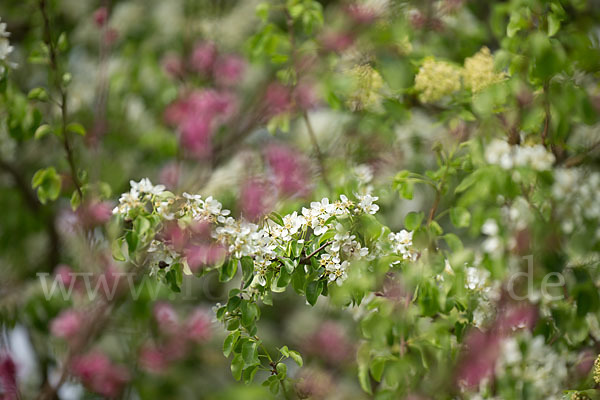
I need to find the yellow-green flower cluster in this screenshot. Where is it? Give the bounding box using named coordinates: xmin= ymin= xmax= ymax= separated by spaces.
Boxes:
xmin=594 ymin=354 xmax=600 ymax=384
xmin=347 ymin=64 xmax=384 ymax=111
xmin=463 ymin=46 xmax=506 ymax=93
xmin=414 ymin=57 xmax=462 ymax=103
xmin=571 ymin=392 xmax=591 ymax=400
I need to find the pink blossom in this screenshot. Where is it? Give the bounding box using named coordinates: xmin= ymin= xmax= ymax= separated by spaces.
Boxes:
xmin=305 ymin=321 xmax=353 ymax=365
xmin=77 ymin=201 xmax=112 ymax=227
xmin=139 ymin=344 xmax=169 ymax=374
xmin=184 ymin=309 xmax=212 ymax=342
xmin=0 ymin=353 xmax=17 ymax=400
xmin=214 ymin=54 xmax=246 ymax=86
xmin=495 ymin=304 xmax=537 ymax=334
xmin=50 ymin=310 xmax=83 ymax=339
xmin=93 ymin=7 xmax=108 ymax=27
xmin=575 ymin=349 xmax=596 ymax=376
xmin=455 ymin=302 xmax=538 ymax=389
xmin=71 ymin=352 xmax=129 ymax=398
xmin=54 ymin=264 xmax=74 ymax=287
xmin=321 ymin=32 xmax=354 ymax=52
xmin=240 ymin=178 xmax=273 ymax=221
xmin=159 ymin=162 xmax=180 ymax=189
xmin=265 ymin=144 xmax=311 ymax=197
xmin=153 ymin=302 xmax=179 ymax=335
xmin=181 ymin=117 xmax=213 ymax=158
xmin=185 ymin=244 xmax=226 ymax=272
xmin=190 ymin=42 xmax=217 ymax=75
xmin=264 ymin=83 xmax=292 ymax=117
xmin=346 ymin=4 xmax=379 ymax=24
xmin=456 ymin=329 xmax=501 ymax=388
xmin=165 ymin=90 xmax=237 ymax=159
xmin=295 ymin=82 xmax=319 ymax=110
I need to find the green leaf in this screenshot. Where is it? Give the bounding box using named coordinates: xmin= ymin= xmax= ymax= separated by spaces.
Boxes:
xmin=547 ymin=13 xmax=560 ymax=37
xmin=442 ymin=233 xmax=463 ymax=252
xmin=455 ymin=170 xmax=481 ymax=193
xmin=223 ymin=331 xmax=241 ymax=357
xmin=70 ymin=190 xmax=81 ymax=210
xmin=306 ymin=280 xmax=323 ymax=306
xmin=289 ymin=350 xmax=303 ymax=367
xmin=242 ymin=341 xmax=259 ymax=367
xmin=34 ymin=124 xmax=52 ymax=140
xmin=111 ymin=237 xmax=126 ymax=261
xmin=31 ymin=167 xmax=62 ymax=204
xmin=256 ymin=2 xmax=269 ymax=21
xmin=57 ymin=32 xmax=68 ymax=52
xmin=240 ymin=256 xmax=254 ymax=288
xmin=243 ymin=365 xmax=259 ymax=384
xmin=279 ymin=346 xmax=289 ymax=357
xmin=28 ymin=87 xmax=48 ymax=101
xmin=219 ymin=258 xmax=238 ymax=282
xmin=66 ymin=122 xmax=86 ymax=136
xmin=450 ymin=207 xmax=471 ymax=228
xmin=133 ymin=216 xmax=151 ymax=236
xmin=276 ymin=362 xmax=287 ymax=379
xmin=281 ymin=258 xmax=296 ymax=274
xmin=240 ymin=300 xmax=259 ymax=328
xmin=231 ymin=354 xmax=244 ymax=381
xmin=404 ymin=211 xmax=424 ymax=230
xmin=357 ymin=342 xmax=372 ymax=394
xmin=370 ymin=358 xmax=386 ymax=382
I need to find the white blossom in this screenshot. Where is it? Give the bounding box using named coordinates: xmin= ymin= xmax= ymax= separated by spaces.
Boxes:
xmin=356 ymin=193 xmax=379 ymax=215
xmin=485 ymin=139 xmax=555 ymax=171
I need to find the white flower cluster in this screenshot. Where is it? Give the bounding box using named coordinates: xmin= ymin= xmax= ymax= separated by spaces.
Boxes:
xmin=552 ymin=168 xmax=600 ymax=238
xmin=485 ymin=139 xmax=555 ymax=171
xmin=113 ymin=179 xmax=417 ymax=288
xmin=464 ymin=263 xmax=501 ymax=328
xmin=0 ymin=18 xmax=16 ymax=74
xmin=113 ymin=178 xmax=167 ymax=215
xmin=388 ymin=230 xmax=418 ymax=261
xmin=480 ymin=218 xmax=502 ymax=257
xmin=496 ymin=333 xmax=568 ymax=399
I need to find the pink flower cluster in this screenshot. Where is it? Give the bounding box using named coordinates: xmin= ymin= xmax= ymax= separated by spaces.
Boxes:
xmin=0 ymin=353 xmax=17 ymax=400
xmin=263 ymin=82 xmax=319 ymax=119
xmin=50 ymin=310 xmax=83 ymax=340
xmin=159 ymin=222 xmax=226 ymax=272
xmin=189 ymin=41 xmax=246 ymax=86
xmin=139 ymin=302 xmax=213 ymax=374
xmin=304 ymin=321 xmax=354 ymax=365
xmin=455 ymin=303 xmax=538 ymax=388
xmin=265 ymin=144 xmax=311 ymax=197
xmin=162 ymin=40 xmax=246 ymax=86
xmin=165 ymin=89 xmax=237 ymax=159
xmin=240 ymin=178 xmax=274 ymax=221
xmin=71 ymin=352 xmax=130 ymax=398
xmin=238 ymin=143 xmax=312 ymax=220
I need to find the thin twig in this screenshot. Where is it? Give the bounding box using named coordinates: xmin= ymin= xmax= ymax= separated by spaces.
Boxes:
xmin=300 ymin=241 xmax=332 ymax=265
xmin=302 ymin=111 xmax=332 ymax=190
xmin=39 ymin=0 xmax=84 ymax=200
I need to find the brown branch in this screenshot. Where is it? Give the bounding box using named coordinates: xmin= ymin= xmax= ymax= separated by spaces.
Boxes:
xmin=302 ymin=111 xmax=332 ymax=190
xmin=300 ymin=241 xmax=332 ymax=265
xmin=39 ymin=0 xmax=84 ymax=200
xmin=563 ymin=140 xmax=600 ymax=167
xmin=541 ymin=82 xmax=550 ymax=148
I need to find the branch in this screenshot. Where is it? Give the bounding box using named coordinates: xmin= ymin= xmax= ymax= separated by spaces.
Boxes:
xmin=39 ymin=0 xmax=84 ymax=200
xmin=300 ymin=241 xmax=332 ymax=265
xmin=302 ymin=111 xmax=332 ymax=190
